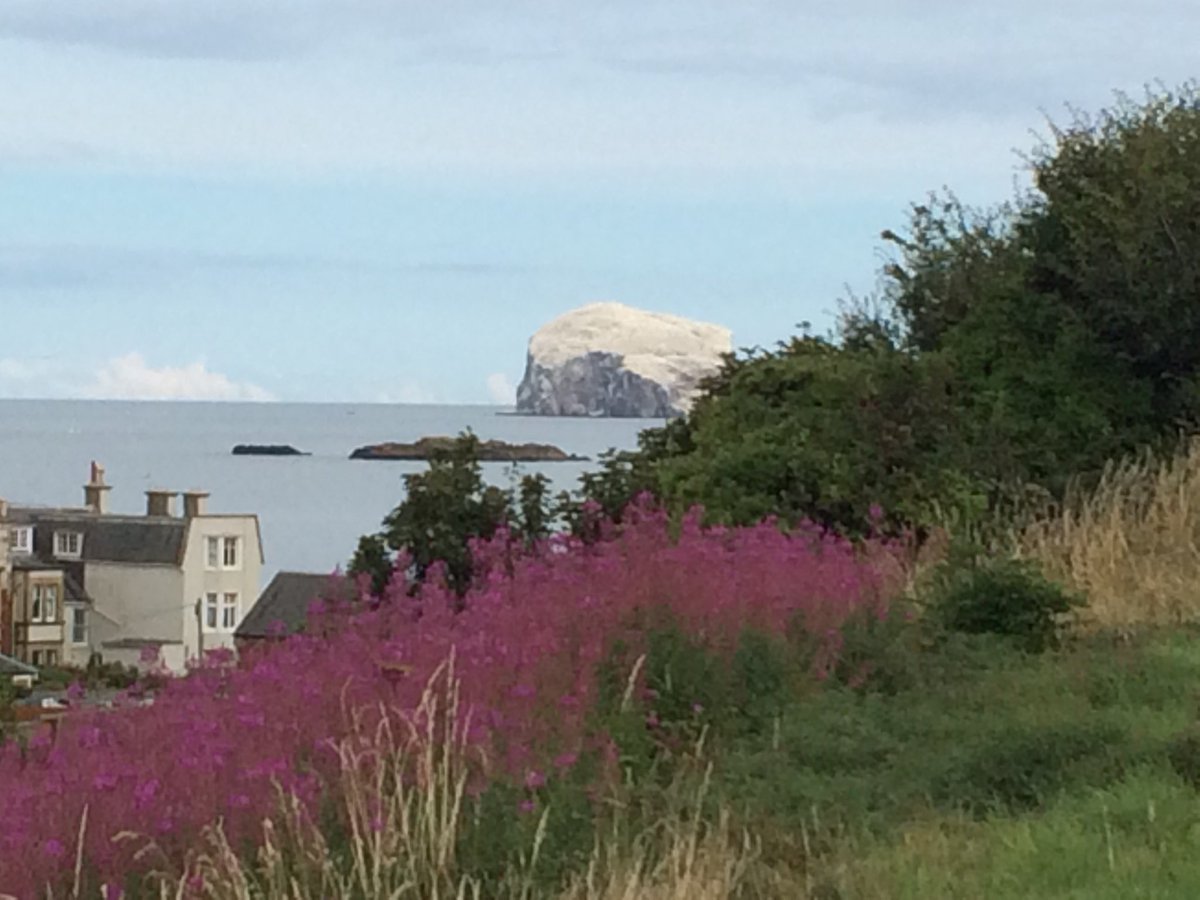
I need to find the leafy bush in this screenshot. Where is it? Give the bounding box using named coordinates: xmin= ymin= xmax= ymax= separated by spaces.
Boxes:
xmin=928 ymin=555 xmax=1081 ymax=652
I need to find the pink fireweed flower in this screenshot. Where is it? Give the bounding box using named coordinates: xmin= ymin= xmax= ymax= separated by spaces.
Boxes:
xmin=0 ymin=504 xmax=903 ymax=897
xmin=133 ymin=778 xmax=160 ymax=808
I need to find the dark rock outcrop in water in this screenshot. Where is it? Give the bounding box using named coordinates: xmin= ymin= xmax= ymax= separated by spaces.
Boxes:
xmin=516 ymin=302 xmax=732 ymax=418
xmin=232 ymin=445 xmax=310 ymax=457
xmin=350 ymin=437 xmax=587 ymax=462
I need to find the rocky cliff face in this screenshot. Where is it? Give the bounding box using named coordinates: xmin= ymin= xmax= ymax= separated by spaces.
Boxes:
xmin=516 ymin=303 xmax=732 ymax=418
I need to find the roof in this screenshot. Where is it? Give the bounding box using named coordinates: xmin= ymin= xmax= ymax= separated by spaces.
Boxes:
xmin=0 ymin=652 xmax=37 ymax=677
xmin=11 ymin=509 xmax=187 ymax=566
xmin=63 ymin=571 xmax=90 ymax=605
xmin=7 ymin=560 xmax=92 ymax=604
xmin=101 ymin=638 xmax=183 ymax=649
xmin=237 ymin=571 xmax=356 ymax=639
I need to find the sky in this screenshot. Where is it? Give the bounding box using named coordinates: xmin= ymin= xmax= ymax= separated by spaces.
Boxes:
xmin=0 ymin=0 xmax=1195 ymax=404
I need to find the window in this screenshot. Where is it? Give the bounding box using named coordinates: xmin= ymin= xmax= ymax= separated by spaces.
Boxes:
xmin=222 ymin=537 xmax=239 ymax=569
xmin=71 ymin=607 xmax=87 ymax=645
xmin=31 ymin=584 xmax=59 ymax=623
xmin=206 ymin=536 xmax=220 ymax=570
xmin=30 ymin=650 xmax=42 ymax=667
xmin=9 ymin=526 xmax=32 ymax=553
xmin=45 ymin=650 xmax=57 ymax=667
xmin=221 ymin=592 xmax=238 ymax=630
xmin=205 ymin=593 xmax=219 ymax=631
xmin=54 ymin=531 xmax=82 ymax=558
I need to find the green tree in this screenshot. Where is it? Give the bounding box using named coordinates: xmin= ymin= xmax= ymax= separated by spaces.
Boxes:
xmin=348 ymin=533 xmax=392 ymax=596
xmin=654 ymin=337 xmax=978 ymax=534
xmin=352 ymin=433 xmax=562 ymax=597
xmin=574 ymin=85 xmax=1200 ymax=535
xmin=378 ymin=432 xmax=511 ymax=596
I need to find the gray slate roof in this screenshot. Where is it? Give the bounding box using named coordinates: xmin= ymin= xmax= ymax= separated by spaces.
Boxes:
xmin=13 ymin=509 xmax=187 ymax=566
xmin=0 ymin=652 xmax=37 ymax=677
xmin=237 ymin=571 xmax=355 ymax=639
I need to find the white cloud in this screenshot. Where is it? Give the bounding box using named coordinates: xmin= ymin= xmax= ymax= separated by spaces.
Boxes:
xmin=486 ymin=372 xmax=515 ymax=406
xmin=84 ymin=353 xmax=274 ymax=401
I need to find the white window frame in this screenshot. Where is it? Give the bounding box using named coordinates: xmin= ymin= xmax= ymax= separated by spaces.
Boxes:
xmin=9 ymin=526 xmax=32 ymax=554
xmin=206 ymin=536 xmax=220 ymax=571
xmin=54 ymin=531 xmax=82 ymax=559
xmin=221 ymin=592 xmax=239 ymax=630
xmin=222 ymin=536 xmax=240 ymax=570
xmin=70 ymin=607 xmax=87 ymax=645
xmin=204 ymin=592 xmax=219 ymax=631
xmin=43 ymin=584 xmax=58 ymax=623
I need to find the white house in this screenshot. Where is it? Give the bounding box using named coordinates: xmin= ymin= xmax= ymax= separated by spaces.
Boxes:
xmin=4 ymin=464 xmax=263 ymax=673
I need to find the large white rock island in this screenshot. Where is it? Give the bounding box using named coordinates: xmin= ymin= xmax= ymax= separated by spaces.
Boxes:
xmin=516 ymin=302 xmax=733 ymax=418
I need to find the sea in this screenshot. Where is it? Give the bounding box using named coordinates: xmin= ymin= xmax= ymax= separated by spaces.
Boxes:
xmin=0 ymin=400 xmax=658 ymax=585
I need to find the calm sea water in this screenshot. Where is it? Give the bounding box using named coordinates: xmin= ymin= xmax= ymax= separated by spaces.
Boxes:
xmin=0 ymin=400 xmax=658 ymax=585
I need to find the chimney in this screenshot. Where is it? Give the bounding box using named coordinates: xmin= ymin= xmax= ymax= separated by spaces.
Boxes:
xmin=84 ymin=460 xmax=112 ymax=515
xmin=182 ymin=490 xmax=209 ymax=519
xmin=145 ymin=490 xmax=178 ymax=518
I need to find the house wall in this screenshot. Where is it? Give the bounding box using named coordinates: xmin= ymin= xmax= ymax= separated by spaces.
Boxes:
xmin=83 ymin=562 xmax=185 ymax=663
xmin=100 ymin=642 xmax=187 ymax=673
xmin=180 ymin=515 xmax=263 ymax=660
xmin=62 ymin=603 xmax=91 ymax=668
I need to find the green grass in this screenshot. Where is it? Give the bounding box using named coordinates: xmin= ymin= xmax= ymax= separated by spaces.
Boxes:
xmin=694 ymin=628 xmax=1200 ymax=897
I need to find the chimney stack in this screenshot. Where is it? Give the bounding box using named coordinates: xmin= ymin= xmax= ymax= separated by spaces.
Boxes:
xmin=145 ymin=490 xmax=178 ymax=518
xmin=84 ymin=460 xmax=112 ymax=515
xmin=182 ymin=490 xmax=209 ymax=519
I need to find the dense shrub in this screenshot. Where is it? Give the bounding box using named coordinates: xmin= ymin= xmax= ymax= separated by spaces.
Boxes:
xmin=573 ymin=86 xmax=1200 ymax=537
xmin=927 ymin=555 xmax=1081 ymax=652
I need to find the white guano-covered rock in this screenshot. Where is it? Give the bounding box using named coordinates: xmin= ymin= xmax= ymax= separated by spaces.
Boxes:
xmin=516 ymin=302 xmax=733 ymax=417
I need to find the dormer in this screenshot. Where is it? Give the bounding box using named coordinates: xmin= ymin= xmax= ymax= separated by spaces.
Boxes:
xmin=9 ymin=525 xmax=33 ymax=555
xmin=54 ymin=529 xmax=83 ymax=559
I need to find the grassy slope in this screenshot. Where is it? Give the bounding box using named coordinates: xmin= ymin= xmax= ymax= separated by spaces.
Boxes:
xmin=710 ymin=629 xmax=1200 ymax=898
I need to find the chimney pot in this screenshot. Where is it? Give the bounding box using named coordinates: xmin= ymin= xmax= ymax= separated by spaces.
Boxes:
xmin=85 ymin=461 xmax=112 ymax=514
xmin=182 ymin=491 xmax=210 ymax=518
xmin=145 ymin=490 xmax=178 ymax=518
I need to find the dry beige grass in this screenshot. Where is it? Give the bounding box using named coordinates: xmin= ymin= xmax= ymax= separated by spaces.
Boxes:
xmin=1016 ymin=438 xmax=1200 ymax=629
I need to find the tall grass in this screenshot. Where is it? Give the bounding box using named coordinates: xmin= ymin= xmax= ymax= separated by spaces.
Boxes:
xmin=152 ymin=666 xmax=773 ymax=900
xmin=1017 ymin=438 xmax=1200 ymax=629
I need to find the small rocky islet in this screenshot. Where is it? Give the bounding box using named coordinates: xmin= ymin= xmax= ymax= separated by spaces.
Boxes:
xmin=349 ymin=436 xmax=587 ymax=462
xmin=231 ymin=444 xmax=311 ymax=456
